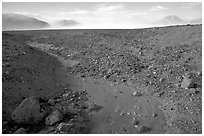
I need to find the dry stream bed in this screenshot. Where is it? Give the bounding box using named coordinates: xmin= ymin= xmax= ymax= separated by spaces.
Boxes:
xmin=28 ymin=42 xmax=167 ymax=134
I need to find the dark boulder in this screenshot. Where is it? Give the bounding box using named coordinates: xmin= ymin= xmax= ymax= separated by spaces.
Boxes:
xmin=12 ymin=96 xmax=48 ymax=125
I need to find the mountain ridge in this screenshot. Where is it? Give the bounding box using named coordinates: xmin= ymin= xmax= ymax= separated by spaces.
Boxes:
xmin=54 ymin=20 xmax=81 ymax=27
xmin=153 ymin=15 xmax=186 ymax=26
xmin=3 ymin=13 xmax=51 ymax=30
xmin=153 ymin=15 xmax=202 ymax=26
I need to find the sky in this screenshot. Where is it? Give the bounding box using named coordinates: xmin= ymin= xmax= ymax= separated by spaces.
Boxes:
xmin=2 ymin=2 xmax=202 ymax=28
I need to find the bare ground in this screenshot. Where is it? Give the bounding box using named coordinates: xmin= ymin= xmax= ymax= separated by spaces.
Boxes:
xmin=2 ymin=24 xmax=202 ymax=134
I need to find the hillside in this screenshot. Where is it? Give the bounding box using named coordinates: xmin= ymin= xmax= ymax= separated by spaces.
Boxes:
xmin=2 ymin=13 xmax=50 ymax=30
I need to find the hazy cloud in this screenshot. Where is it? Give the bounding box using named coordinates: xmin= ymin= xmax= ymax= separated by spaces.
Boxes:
xmin=122 ymin=9 xmax=147 ymax=17
xmin=40 ymin=11 xmax=49 ymax=13
xmin=93 ymin=4 xmax=124 ymax=16
xmin=149 ymin=6 xmax=168 ymax=11
xmin=185 ymin=2 xmax=201 ymax=6
xmin=68 ymin=9 xmax=89 ymax=14
xmin=16 ymin=12 xmax=39 ymax=17
xmin=182 ymin=2 xmax=202 ymax=9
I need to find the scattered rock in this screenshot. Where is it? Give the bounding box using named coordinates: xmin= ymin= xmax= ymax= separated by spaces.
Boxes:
xmin=13 ymin=127 xmax=26 ymax=134
xmin=47 ymin=98 xmax=57 ymax=106
xmin=57 ymin=122 xmax=74 ymax=134
xmin=62 ymin=92 xmax=71 ymax=97
xmin=37 ymin=126 xmax=56 ymax=134
xmin=181 ymin=73 xmax=202 ymax=89
xmin=152 ymin=113 xmax=158 ymax=117
xmin=2 ymin=62 xmax=10 ymax=67
xmin=12 ymin=96 xmax=47 ymax=124
xmin=133 ymin=120 xmax=140 ymax=126
xmin=132 ymin=91 xmax=143 ymax=97
xmin=138 ymin=126 xmax=152 ymax=133
xmin=181 ymin=74 xmax=192 ymax=89
xmin=45 ymin=110 xmax=64 ymax=126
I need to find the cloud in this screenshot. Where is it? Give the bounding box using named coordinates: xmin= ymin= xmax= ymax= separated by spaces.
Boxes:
xmin=122 ymin=9 xmax=147 ymax=17
xmin=40 ymin=11 xmax=49 ymax=13
xmin=68 ymin=9 xmax=89 ymax=14
xmin=123 ymin=5 xmax=168 ymax=19
xmin=149 ymin=6 xmax=168 ymax=11
xmin=58 ymin=12 xmax=67 ymax=15
xmin=57 ymin=9 xmax=89 ymax=16
xmin=96 ymin=4 xmax=124 ymax=12
xmin=93 ymin=4 xmax=124 ymax=16
xmin=185 ymin=2 xmax=201 ymax=6
xmin=182 ymin=2 xmax=202 ymax=9
xmin=16 ymin=12 xmax=39 ymax=16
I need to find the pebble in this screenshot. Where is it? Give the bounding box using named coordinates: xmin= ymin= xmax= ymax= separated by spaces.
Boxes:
xmin=152 ymin=113 xmax=158 ymax=117
xmin=57 ymin=122 xmax=73 ymax=133
xmin=132 ymin=91 xmax=143 ymax=97
xmin=48 ymin=99 xmax=56 ymax=106
xmin=63 ymin=92 xmax=71 ymax=97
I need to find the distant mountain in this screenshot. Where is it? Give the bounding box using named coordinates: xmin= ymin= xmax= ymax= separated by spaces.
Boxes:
xmin=153 ymin=16 xmax=187 ymax=26
xmin=54 ymin=20 xmax=81 ymax=27
xmin=189 ymin=18 xmax=202 ymax=24
xmin=2 ymin=13 xmax=50 ymax=30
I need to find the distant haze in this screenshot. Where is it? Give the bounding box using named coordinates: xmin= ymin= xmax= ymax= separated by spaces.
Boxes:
xmin=2 ymin=2 xmax=202 ymax=30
